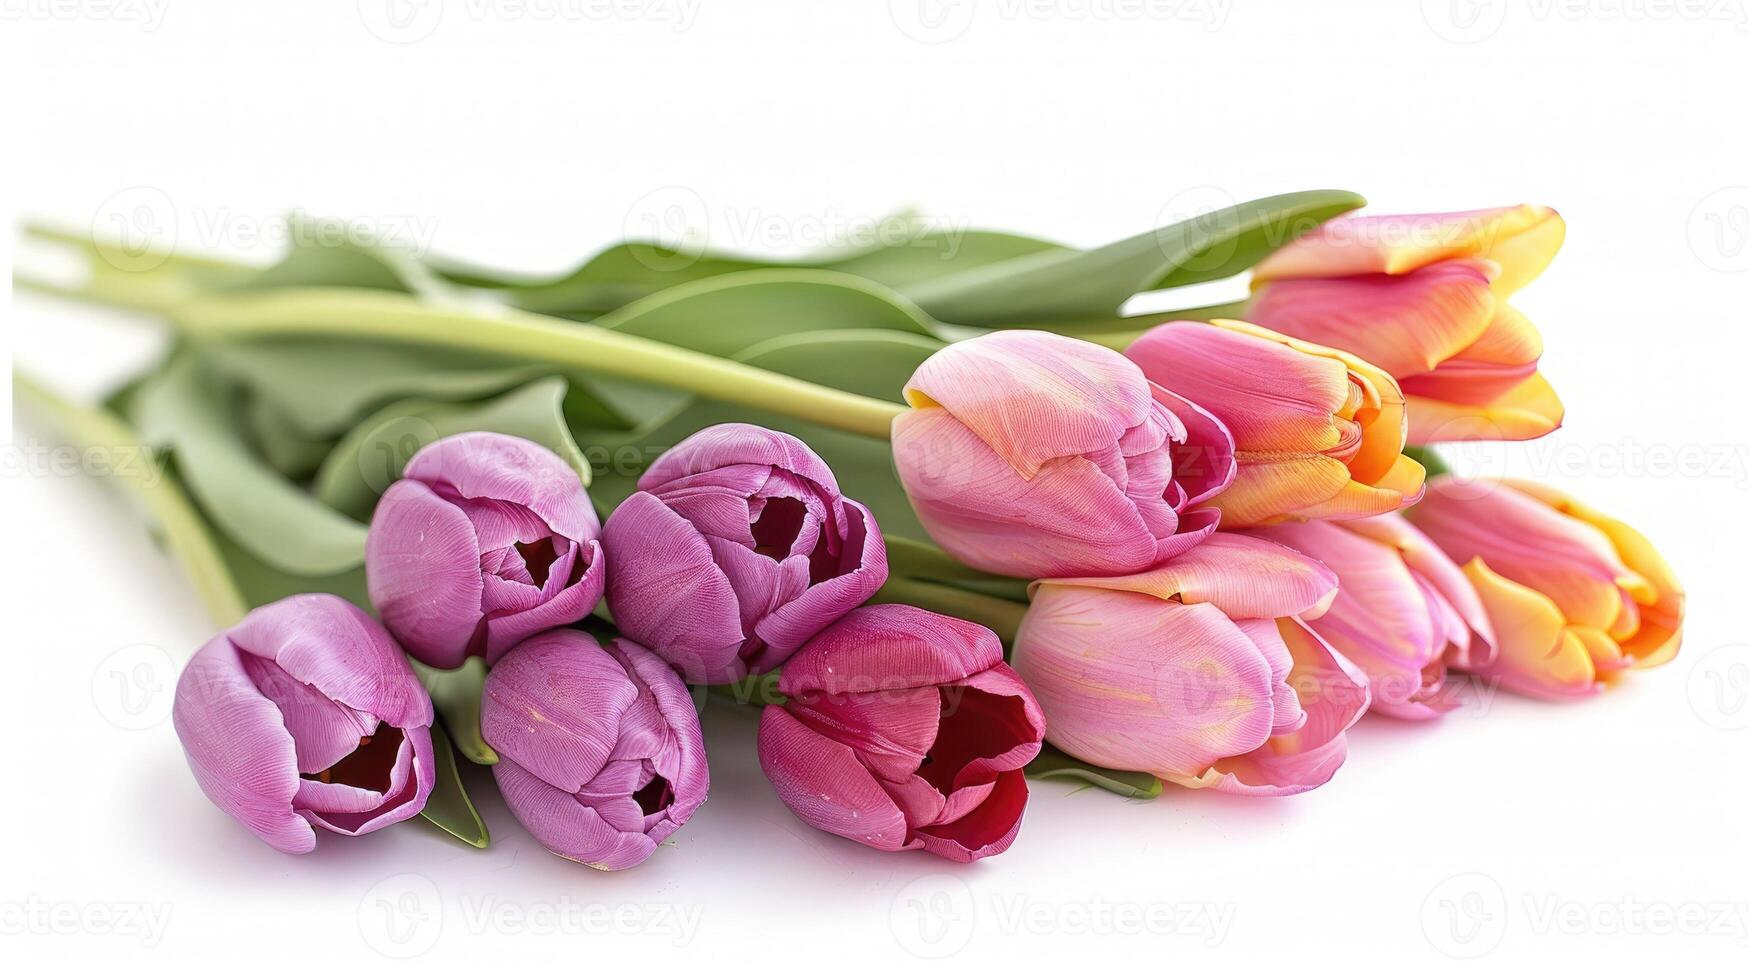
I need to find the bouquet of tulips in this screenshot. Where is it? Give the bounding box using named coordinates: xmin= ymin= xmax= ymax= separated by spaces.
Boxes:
xmin=16 ymin=192 xmax=1685 ymax=867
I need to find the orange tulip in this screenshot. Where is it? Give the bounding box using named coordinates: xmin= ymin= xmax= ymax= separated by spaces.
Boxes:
xmin=1126 ymin=319 xmax=1424 ymax=527
xmin=1408 ymin=477 xmax=1683 ymax=699
xmin=1248 ymin=204 xmax=1565 ymax=443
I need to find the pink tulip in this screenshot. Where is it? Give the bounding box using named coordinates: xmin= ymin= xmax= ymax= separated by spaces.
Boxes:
xmin=1408 ymin=477 xmax=1684 ymax=699
xmin=172 ymin=594 xmax=435 ymax=854
xmin=892 ymin=330 xmax=1235 ymax=579
xmin=1126 ymin=319 xmax=1424 ymax=527
xmin=1247 ymin=515 xmax=1495 ymax=720
xmin=1247 ymin=204 xmax=1566 ymax=443
xmin=1012 ymin=534 xmax=1369 ymax=796
xmin=602 ymin=423 xmax=887 ymax=684
xmin=758 ymin=605 xmax=1044 ymax=862
xmin=367 ymin=432 xmax=604 ymax=669
xmin=483 ymin=630 xmax=709 ymax=870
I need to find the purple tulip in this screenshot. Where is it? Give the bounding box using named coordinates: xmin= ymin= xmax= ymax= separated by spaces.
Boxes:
xmin=602 ymin=423 xmax=888 ymax=684
xmin=172 ymin=594 xmax=436 ymax=854
xmin=758 ymin=605 xmax=1045 ymax=863
xmin=483 ymin=630 xmax=709 ymax=870
xmin=367 ymin=432 xmax=605 ymax=668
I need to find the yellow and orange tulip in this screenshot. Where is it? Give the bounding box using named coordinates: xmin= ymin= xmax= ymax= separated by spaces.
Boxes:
xmin=1125 ymin=319 xmax=1424 ymax=527
xmin=1408 ymin=477 xmax=1684 ymax=699
xmin=1248 ymin=204 xmax=1566 ymax=443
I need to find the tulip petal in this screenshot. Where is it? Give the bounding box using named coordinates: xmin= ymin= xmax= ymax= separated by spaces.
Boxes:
xmin=1127 ymin=321 xmax=1352 ymax=454
xmin=641 ymin=422 xmax=842 ymax=500
xmin=1406 ymin=372 xmax=1564 ymax=443
xmin=1251 ymin=204 xmax=1563 ymax=284
xmin=481 ymin=631 xmax=636 ymax=793
xmin=757 ymin=706 xmax=911 ymax=852
xmin=603 ymin=491 xmax=746 ymax=682
xmin=227 ymin=595 xmax=432 ymax=730
xmin=903 ymin=330 xmax=1155 ymax=479
xmin=480 ymin=540 xmax=605 ymax=665
xmin=746 ymin=500 xmax=888 ymax=674
xmin=367 ymin=480 xmax=489 ymax=670
xmin=913 ymin=769 xmax=1030 ymax=863
xmin=1246 ymin=259 xmax=1498 ymax=380
xmin=1014 ymin=586 xmax=1282 ymax=778
xmin=1187 ymin=619 xmax=1368 ymax=796
xmin=777 ymin=604 xmax=1005 ymax=697
xmin=404 ymin=432 xmax=599 ymax=544
xmin=494 ymin=758 xmax=659 ymax=871
xmin=1033 ymin=532 xmax=1338 ymax=621
xmin=893 ymin=407 xmax=1163 ymax=577
xmin=1461 ymin=558 xmax=1601 ymax=699
xmin=173 ymin=637 xmax=314 ymax=854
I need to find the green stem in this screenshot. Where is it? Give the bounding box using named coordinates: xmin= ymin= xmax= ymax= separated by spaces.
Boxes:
xmin=15 ymin=270 xmax=906 ymax=443
xmin=13 ymin=370 xmax=249 ymax=626
xmin=873 ymin=576 xmax=1029 ymax=645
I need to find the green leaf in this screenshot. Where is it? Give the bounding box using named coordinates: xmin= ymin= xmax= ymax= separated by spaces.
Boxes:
xmin=202 ymin=340 xmax=623 ymax=438
xmin=313 ymin=375 xmax=592 ymax=522
xmin=206 ymin=214 xmax=445 ymax=297
xmin=411 ymin=659 xmax=497 ymax=765
xmin=430 ymin=222 xmax=1067 ymax=319
xmin=1026 ymin=744 xmax=1163 ymax=800
xmin=904 ymin=190 xmax=1367 ymax=326
xmin=1403 ymin=444 xmax=1451 ymax=480
xmin=126 ymin=350 xmax=370 ymax=576
xmin=575 ymin=270 xmax=943 ymax=422
xmin=418 ymin=720 xmax=491 ymax=849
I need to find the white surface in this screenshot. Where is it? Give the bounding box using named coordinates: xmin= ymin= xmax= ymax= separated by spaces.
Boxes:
xmin=3 ymin=1 xmax=1747 ymax=973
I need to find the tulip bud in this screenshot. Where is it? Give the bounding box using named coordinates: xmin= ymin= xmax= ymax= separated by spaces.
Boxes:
xmin=892 ymin=330 xmax=1236 ymax=579
xmin=758 ymin=605 xmax=1044 ymax=862
xmin=1126 ymin=319 xmax=1424 ymax=527
xmin=602 ymin=423 xmax=887 ymax=684
xmin=482 ymin=630 xmax=708 ymax=871
xmin=172 ymin=594 xmax=436 ymax=854
xmin=1012 ymin=534 xmax=1369 ymax=796
xmin=1407 ymin=477 xmax=1684 ymax=699
xmin=1247 ymin=204 xmax=1566 ymax=443
xmin=1247 ymin=516 xmax=1495 ymax=720
xmin=367 ymin=432 xmax=605 ymax=669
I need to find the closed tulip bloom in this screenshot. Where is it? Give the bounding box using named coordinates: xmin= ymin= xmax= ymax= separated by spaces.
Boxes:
xmin=758 ymin=605 xmax=1044 ymax=863
xmin=483 ymin=630 xmax=708 ymax=870
xmin=1126 ymin=319 xmax=1424 ymax=527
xmin=367 ymin=432 xmax=604 ymax=669
xmin=1247 ymin=515 xmax=1495 ymax=720
xmin=603 ymin=423 xmax=887 ymax=684
xmin=1012 ymin=534 xmax=1369 ymax=796
xmin=172 ymin=594 xmax=435 ymax=854
xmin=1247 ymin=204 xmax=1566 ymax=443
xmin=892 ymin=330 xmax=1236 ymax=579
xmin=1407 ymin=477 xmax=1684 ymax=699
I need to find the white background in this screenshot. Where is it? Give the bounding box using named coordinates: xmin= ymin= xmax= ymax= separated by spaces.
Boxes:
xmin=3 ymin=1 xmax=1748 ymax=974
